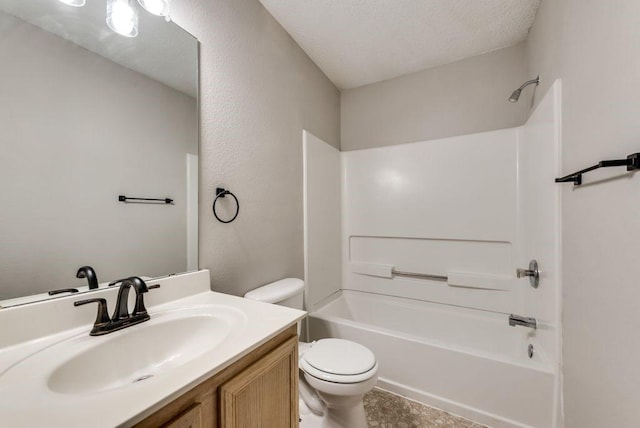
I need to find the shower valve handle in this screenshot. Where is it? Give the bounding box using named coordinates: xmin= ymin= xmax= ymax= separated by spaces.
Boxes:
xmin=516 ymin=269 xmax=534 ymax=278
xmin=516 ymin=260 xmax=539 ymax=288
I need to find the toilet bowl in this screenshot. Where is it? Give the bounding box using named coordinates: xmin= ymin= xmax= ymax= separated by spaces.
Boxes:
xmin=299 ymin=338 xmax=378 ymax=427
xmin=244 ymin=279 xmax=378 ymax=428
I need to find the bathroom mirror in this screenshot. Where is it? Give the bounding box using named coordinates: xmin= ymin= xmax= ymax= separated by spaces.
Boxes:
xmin=0 ymin=0 xmax=199 ymax=306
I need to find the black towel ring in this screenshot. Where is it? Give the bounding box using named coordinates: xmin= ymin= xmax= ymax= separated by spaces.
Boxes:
xmin=213 ymin=187 xmax=239 ymax=223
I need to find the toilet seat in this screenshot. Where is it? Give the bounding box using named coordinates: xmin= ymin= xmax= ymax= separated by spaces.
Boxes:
xmin=301 ymin=359 xmax=379 ymax=384
xmin=300 ymin=338 xmax=378 ymax=384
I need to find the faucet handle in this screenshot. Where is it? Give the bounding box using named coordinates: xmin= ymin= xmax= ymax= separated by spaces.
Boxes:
xmin=108 ymin=278 xmax=128 ymax=287
xmin=74 ymin=298 xmax=111 ymax=328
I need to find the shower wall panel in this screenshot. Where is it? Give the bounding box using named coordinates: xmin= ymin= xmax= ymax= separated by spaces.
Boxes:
xmin=342 ymin=128 xmax=520 ymax=313
xmin=303 ymin=130 xmax=342 ymax=310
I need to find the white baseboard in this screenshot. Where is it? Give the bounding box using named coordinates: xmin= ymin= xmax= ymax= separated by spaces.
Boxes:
xmin=375 ymin=377 xmax=534 ymax=428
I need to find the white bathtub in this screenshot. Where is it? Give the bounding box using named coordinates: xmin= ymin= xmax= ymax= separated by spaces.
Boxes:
xmin=308 ymin=290 xmax=556 ymax=428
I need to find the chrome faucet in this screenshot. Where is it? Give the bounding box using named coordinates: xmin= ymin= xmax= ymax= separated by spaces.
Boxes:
xmin=509 ymin=314 xmax=537 ymax=329
xmin=74 ymin=277 xmax=150 ymax=336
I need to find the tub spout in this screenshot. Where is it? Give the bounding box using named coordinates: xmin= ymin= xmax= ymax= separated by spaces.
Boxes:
xmin=509 ymin=314 xmax=537 ymax=329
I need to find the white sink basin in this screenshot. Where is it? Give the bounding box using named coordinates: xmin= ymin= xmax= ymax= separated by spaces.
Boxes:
xmin=5 ymin=304 xmax=246 ymax=395
xmin=0 ymin=272 xmax=306 ymax=428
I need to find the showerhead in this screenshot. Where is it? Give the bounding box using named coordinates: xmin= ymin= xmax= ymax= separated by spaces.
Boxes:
xmin=509 ymin=89 xmax=522 ymax=103
xmin=508 ymin=76 xmax=540 ymax=103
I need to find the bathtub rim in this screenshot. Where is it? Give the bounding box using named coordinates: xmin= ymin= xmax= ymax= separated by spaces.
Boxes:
xmin=309 ymin=289 xmax=555 ymax=374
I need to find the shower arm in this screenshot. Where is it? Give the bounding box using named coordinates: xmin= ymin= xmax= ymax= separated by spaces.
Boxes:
xmin=517 ymin=78 xmax=540 ymax=91
xmin=509 ymin=76 xmax=540 ymax=103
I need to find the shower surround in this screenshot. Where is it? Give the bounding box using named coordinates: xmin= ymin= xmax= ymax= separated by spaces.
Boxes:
xmin=304 ymin=81 xmax=562 ymax=427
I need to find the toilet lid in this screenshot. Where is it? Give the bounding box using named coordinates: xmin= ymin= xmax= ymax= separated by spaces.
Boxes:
xmin=302 ymin=339 xmax=376 ymax=376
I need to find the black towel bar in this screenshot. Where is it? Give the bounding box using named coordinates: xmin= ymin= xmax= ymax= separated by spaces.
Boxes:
xmin=118 ymin=195 xmax=173 ymax=204
xmin=555 ymin=153 xmax=640 ymax=185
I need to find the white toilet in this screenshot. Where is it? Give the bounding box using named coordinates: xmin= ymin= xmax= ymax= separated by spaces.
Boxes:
xmin=244 ymin=278 xmax=378 ymax=428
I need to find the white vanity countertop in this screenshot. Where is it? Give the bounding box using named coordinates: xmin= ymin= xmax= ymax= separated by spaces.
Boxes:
xmin=0 ymin=270 xmax=305 ymax=427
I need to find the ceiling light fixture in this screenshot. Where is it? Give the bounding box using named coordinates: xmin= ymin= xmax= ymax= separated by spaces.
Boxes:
xmin=106 ymin=0 xmax=139 ymax=38
xmin=58 ymin=0 xmax=87 ymax=7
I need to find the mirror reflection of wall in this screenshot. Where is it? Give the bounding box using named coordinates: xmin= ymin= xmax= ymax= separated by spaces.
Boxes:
xmin=0 ymin=3 xmax=198 ymax=303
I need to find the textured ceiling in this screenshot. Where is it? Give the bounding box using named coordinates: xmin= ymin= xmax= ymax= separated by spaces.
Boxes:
xmin=259 ymin=0 xmax=540 ymax=89
xmin=0 ymin=0 xmax=197 ymax=97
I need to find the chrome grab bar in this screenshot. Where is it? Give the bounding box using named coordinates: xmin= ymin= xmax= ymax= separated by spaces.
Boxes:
xmin=509 ymin=314 xmax=537 ymax=329
xmin=349 ymin=262 xmax=511 ymax=290
xmin=392 ymin=269 xmax=447 ymax=282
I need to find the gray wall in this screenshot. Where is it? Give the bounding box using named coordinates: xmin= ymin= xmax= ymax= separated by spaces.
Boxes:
xmin=340 ymin=43 xmax=528 ymax=150
xmin=0 ymin=13 xmax=197 ymax=299
xmin=527 ymin=1 xmax=640 ymax=426
xmin=170 ymin=0 xmax=340 ymax=297
xmin=169 ymin=1 xmax=640 ymax=425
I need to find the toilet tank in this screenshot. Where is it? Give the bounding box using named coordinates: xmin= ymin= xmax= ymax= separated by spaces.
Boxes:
xmin=244 ymin=278 xmax=305 ymax=310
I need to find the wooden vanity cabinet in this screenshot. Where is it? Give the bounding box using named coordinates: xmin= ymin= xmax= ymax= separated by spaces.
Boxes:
xmin=134 ymin=327 xmax=299 ymax=428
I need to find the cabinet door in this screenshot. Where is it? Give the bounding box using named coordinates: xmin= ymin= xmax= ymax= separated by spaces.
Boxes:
xmin=220 ymin=336 xmax=298 ymax=428
xmin=163 ymin=402 xmax=205 ymax=428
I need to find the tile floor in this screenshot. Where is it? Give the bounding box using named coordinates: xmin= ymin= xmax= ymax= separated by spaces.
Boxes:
xmin=363 ymin=388 xmax=486 ymax=428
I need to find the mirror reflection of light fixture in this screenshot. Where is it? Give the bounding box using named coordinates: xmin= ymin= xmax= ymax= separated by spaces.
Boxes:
xmin=137 ymin=0 xmax=170 ymax=18
xmin=58 ymin=0 xmax=87 ymax=7
xmin=61 ymin=0 xmax=170 ymax=37
xmin=106 ymin=0 xmax=139 ymax=38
